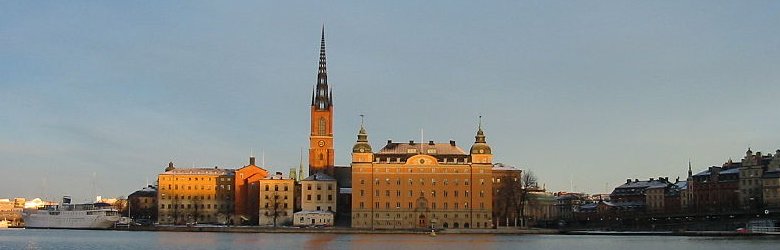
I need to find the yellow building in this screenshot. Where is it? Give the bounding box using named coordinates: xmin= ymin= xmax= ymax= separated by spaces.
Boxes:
xmin=157 ymin=162 xmax=235 ymax=225
xmin=258 ymin=172 xmax=297 ymax=226
xmin=351 ymin=122 xmax=494 ymax=229
xmin=294 ymin=172 xmax=338 ymax=227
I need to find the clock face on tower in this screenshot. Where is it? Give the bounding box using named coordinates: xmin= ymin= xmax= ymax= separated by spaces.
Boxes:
xmin=318 ymin=140 xmax=325 ymax=147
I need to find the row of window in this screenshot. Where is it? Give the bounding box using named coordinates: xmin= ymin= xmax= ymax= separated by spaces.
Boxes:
xmin=359 ymin=167 xmax=487 ymax=174
xmin=359 ymin=178 xmax=486 ymax=186
xmin=160 ymin=194 xmax=231 ymax=200
xmin=373 ymin=157 xmax=471 ymax=164
xmin=305 ymin=194 xmax=333 ymax=201
xmin=160 ymin=203 xmax=232 ymax=210
xmin=360 ymin=189 xmax=485 ymax=198
xmin=265 ymin=184 xmax=290 ymax=192
xmin=358 ymin=201 xmax=485 ymax=209
xmin=305 ymin=184 xmax=334 ymax=191
xmin=160 ymin=177 xmax=232 ymax=182
xmin=354 ymin=212 xmax=489 ymax=219
xmin=161 ymin=184 xmax=231 ymax=191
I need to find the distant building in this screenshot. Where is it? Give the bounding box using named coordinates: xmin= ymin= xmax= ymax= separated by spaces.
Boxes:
xmin=128 ymin=185 xmax=158 ymax=222
xmin=258 ymin=172 xmax=296 ymax=226
xmin=610 ymin=177 xmax=676 ymax=212
xmin=234 ymin=156 xmax=270 ymax=225
xmin=739 ymin=149 xmax=775 ymax=210
xmin=294 ymin=172 xmax=337 ymax=227
xmin=491 ymin=163 xmax=522 ymax=227
xmin=157 ymin=162 xmax=235 ymax=225
xmin=555 ymin=192 xmax=588 ymax=221
xmin=689 ymin=162 xmax=740 ymax=212
xmin=350 ymin=121 xmax=494 ymax=229
xmin=525 ymin=189 xmax=558 ymax=226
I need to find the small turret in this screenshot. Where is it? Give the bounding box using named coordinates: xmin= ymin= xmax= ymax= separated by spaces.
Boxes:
xmin=165 ymin=162 xmax=175 ymax=172
xmin=470 ymin=116 xmax=491 ymax=154
xmin=352 ymin=115 xmax=372 ymax=153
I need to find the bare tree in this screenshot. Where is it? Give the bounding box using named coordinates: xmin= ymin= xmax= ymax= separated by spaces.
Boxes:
xmin=262 ymin=191 xmax=282 ymax=227
xmin=493 ymin=167 xmax=523 ymax=227
xmin=518 ymin=170 xmax=538 ymax=227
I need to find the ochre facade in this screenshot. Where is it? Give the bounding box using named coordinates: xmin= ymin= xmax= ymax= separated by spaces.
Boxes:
xmin=351 ymin=124 xmax=494 ymax=229
xmin=157 ymin=163 xmax=235 ymax=225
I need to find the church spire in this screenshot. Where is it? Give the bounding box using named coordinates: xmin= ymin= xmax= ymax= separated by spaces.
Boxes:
xmin=688 ymin=160 xmax=692 ymax=178
xmin=313 ymin=25 xmax=331 ymax=110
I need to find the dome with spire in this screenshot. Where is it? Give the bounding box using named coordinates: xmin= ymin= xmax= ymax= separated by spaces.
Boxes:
xmin=470 ymin=123 xmax=491 ymax=155
xmin=352 ymin=122 xmax=372 ymax=153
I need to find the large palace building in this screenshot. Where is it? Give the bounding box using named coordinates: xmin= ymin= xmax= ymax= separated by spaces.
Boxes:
xmin=350 ymin=122 xmax=495 ymax=229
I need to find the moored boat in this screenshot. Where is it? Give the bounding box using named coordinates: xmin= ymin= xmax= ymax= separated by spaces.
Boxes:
xmin=22 ymin=196 xmax=120 ymax=229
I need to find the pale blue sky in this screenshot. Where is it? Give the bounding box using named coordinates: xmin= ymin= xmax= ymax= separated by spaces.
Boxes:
xmin=2 ymin=1 xmax=779 ymax=202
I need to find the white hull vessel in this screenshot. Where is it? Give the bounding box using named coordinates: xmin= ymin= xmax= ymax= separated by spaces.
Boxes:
xmin=23 ymin=202 xmax=120 ymax=229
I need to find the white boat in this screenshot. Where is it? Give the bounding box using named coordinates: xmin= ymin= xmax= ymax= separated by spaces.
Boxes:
xmin=23 ymin=196 xmax=120 ymax=229
xmin=0 ymin=219 xmax=9 ymax=229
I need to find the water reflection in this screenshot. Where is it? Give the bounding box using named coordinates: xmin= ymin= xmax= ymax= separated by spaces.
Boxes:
xmin=1 ymin=230 xmax=779 ymax=250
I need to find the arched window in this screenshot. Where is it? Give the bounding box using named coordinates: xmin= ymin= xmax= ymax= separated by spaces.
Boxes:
xmin=318 ymin=117 xmax=326 ymax=135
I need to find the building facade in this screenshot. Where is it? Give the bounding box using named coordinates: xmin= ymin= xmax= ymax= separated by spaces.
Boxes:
xmin=258 ymin=172 xmax=296 ymax=226
xmin=234 ymin=156 xmax=269 ymax=225
xmin=690 ymin=163 xmax=740 ymax=213
xmin=128 ymin=185 xmax=158 ymax=223
xmin=491 ymin=163 xmax=522 ymax=227
xmin=351 ymin=123 xmax=494 ymax=229
xmin=157 ymin=162 xmax=235 ymax=225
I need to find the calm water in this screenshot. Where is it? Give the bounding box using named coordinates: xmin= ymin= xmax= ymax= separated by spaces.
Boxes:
xmin=1 ymin=229 xmax=779 ymax=250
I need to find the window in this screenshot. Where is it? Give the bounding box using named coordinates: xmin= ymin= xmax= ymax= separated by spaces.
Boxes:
xmin=307 ymin=184 xmax=312 ymax=190
xmin=318 ymin=117 xmax=326 ymax=135
xmin=307 ymin=195 xmax=311 ymax=201
xmin=328 ymin=195 xmax=332 ymax=201
xmin=317 ymin=194 xmax=321 ymax=201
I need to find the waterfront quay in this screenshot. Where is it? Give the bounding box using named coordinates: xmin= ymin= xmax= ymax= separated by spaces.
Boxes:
xmin=118 ymin=225 xmax=558 ymax=235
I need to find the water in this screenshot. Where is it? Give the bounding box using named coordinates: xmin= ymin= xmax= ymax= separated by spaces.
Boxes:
xmin=1 ymin=229 xmax=779 ymax=250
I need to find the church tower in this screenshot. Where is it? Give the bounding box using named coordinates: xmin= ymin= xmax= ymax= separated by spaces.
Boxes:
xmin=309 ymin=27 xmax=335 ymax=176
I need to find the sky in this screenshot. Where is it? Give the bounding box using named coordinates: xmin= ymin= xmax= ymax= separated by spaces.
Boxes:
xmin=2 ymin=1 xmax=780 ymax=202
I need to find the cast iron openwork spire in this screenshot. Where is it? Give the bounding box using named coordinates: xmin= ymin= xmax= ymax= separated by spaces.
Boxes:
xmin=312 ymin=26 xmax=331 ymax=110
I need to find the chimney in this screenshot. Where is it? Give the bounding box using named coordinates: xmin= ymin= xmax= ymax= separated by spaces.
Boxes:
xmin=387 ymin=139 xmax=393 ymax=145
xmin=626 ymin=179 xmax=631 ymax=184
xmin=449 ymin=140 xmax=456 ymax=146
xmin=649 ymin=178 xmax=654 ymax=181
xmin=429 ymin=140 xmax=435 ymax=145
xmin=409 ymin=140 xmax=415 ymax=145
xmin=634 ymin=179 xmax=639 ymax=183
xmin=249 ymin=156 xmax=256 ymax=166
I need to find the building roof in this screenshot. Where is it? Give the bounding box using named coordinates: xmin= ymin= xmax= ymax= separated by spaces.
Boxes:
xmin=161 ymin=167 xmax=234 ymax=176
xmin=294 ymin=210 xmax=334 ymax=215
xmin=303 ymin=172 xmax=336 ymax=181
xmin=129 ymin=186 xmax=157 ymax=198
xmin=377 ymin=141 xmax=467 ymax=155
xmin=675 ymin=181 xmax=688 ymax=190
xmin=492 ymin=163 xmax=521 ymax=171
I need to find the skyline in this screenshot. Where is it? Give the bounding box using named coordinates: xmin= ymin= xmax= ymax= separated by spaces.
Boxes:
xmin=2 ymin=1 xmax=780 ymax=201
